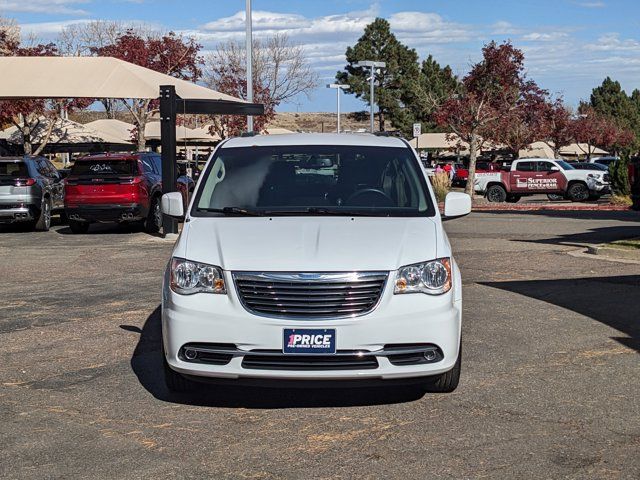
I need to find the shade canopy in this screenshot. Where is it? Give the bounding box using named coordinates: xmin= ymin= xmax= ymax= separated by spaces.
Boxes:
xmin=408 ymin=132 xmax=469 ymax=150
xmin=84 ymin=119 xmax=134 ymax=144
xmin=559 ymin=143 xmax=608 ymax=156
xmin=0 ymin=56 xmax=244 ymax=102
xmin=85 ymin=119 xmax=221 ymax=143
xmin=1 ymin=117 xmax=131 ymax=146
xmin=519 ymin=141 xmax=556 ymax=159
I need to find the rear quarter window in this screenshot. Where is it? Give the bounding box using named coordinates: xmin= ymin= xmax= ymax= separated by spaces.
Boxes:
xmin=71 ymin=159 xmax=138 ymax=176
xmin=0 ymin=162 xmax=29 ymax=177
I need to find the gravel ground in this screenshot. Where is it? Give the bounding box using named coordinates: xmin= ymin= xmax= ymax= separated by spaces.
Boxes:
xmin=0 ymin=211 xmax=639 ymax=479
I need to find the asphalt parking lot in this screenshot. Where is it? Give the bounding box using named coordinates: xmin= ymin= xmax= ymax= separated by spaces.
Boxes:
xmin=1 ymin=212 xmax=639 ymax=479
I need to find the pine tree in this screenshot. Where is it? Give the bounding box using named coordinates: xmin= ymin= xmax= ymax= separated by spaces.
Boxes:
xmin=336 ymin=18 xmax=421 ymax=135
xmin=412 ymin=55 xmax=459 ymax=132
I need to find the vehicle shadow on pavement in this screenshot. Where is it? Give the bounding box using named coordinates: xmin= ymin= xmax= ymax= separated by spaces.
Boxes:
xmin=481 ymin=275 xmax=640 ymax=353
xmin=127 ymin=306 xmax=428 ymax=409
xmin=515 ymin=225 xmax=640 ymax=248
xmin=55 ymin=222 xmax=149 ymax=236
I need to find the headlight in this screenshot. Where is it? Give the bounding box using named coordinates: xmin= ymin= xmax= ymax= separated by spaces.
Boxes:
xmin=394 ymin=258 xmax=452 ymax=295
xmin=170 ymin=257 xmax=226 ymax=295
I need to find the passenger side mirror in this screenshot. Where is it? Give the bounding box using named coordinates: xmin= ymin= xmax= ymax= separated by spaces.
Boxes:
xmin=161 ymin=192 xmax=184 ymax=218
xmin=443 ymin=192 xmax=472 ymax=219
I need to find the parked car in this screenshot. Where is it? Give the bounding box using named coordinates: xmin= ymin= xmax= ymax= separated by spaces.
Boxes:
xmin=0 ymin=156 xmax=64 ymax=231
xmin=453 ymin=161 xmax=500 ymax=186
xmin=160 ymin=133 xmax=471 ymax=393
xmin=589 ymin=156 xmax=619 ymax=168
xmin=64 ymin=152 xmax=194 ymax=234
xmin=474 ymin=158 xmax=610 ymax=202
xmin=571 ymin=162 xmax=609 ymax=172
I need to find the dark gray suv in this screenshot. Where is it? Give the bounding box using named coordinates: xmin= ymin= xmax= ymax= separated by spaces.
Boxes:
xmin=0 ymin=156 xmax=64 ymax=231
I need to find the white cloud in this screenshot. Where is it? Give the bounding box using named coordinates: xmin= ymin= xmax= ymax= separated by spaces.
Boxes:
xmin=521 ymin=32 xmax=569 ymax=42
xmin=575 ymin=1 xmax=606 ymax=7
xmin=491 ymin=21 xmax=521 ymax=35
xmin=0 ymin=0 xmax=89 ymax=15
xmin=585 ymin=33 xmax=640 ymax=52
xmin=19 ymin=19 xmax=93 ymax=36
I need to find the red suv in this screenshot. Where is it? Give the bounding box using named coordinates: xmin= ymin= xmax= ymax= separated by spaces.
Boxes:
xmin=64 ymin=153 xmax=193 ymax=234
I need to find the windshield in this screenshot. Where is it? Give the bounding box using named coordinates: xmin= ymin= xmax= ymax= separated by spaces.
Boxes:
xmin=556 ymin=160 xmax=574 ymax=170
xmin=71 ymin=159 xmax=137 ymax=176
xmin=193 ymin=145 xmax=434 ymax=217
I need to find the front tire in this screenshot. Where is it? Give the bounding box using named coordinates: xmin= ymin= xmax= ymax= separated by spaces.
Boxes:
xmin=486 ymin=185 xmax=507 ymax=202
xmin=567 ymin=183 xmax=589 ymax=202
xmin=163 ymin=348 xmax=198 ymax=393
xmin=422 ymin=347 xmax=461 ymax=393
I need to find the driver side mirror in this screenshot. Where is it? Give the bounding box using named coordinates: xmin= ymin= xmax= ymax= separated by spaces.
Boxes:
xmin=550 ymin=166 xmax=560 ymax=172
xmin=443 ymin=192 xmax=472 ymax=219
xmin=161 ymin=192 xmax=184 ymax=218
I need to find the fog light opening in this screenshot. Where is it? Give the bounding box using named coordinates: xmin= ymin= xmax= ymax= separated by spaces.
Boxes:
xmin=423 ymin=350 xmax=437 ymax=362
xmin=184 ymin=348 xmax=198 ymax=360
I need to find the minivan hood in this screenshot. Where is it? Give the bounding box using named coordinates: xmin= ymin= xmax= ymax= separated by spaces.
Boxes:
xmin=182 ymin=216 xmax=439 ymax=271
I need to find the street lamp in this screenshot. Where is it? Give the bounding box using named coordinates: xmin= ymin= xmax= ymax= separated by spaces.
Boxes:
xmin=354 ymin=60 xmax=386 ymax=133
xmin=245 ymin=0 xmax=254 ymax=133
xmin=326 ymin=83 xmax=349 ymax=133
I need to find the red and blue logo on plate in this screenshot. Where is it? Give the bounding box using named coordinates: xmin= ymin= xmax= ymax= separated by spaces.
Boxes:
xmin=283 ymin=328 xmax=336 ymax=354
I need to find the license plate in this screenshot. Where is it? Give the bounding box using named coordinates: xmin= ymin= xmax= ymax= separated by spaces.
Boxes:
xmin=283 ymin=328 xmax=336 ymax=354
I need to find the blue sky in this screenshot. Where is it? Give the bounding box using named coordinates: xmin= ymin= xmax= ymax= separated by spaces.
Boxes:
xmin=6 ymin=0 xmax=640 ymax=112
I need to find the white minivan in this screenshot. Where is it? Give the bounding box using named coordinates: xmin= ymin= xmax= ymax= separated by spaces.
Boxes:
xmin=161 ymin=133 xmax=471 ymax=393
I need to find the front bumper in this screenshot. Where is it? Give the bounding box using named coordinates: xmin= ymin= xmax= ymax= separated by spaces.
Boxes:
xmin=162 ymin=270 xmax=462 ymax=381
xmin=65 ymin=203 xmax=145 ymax=223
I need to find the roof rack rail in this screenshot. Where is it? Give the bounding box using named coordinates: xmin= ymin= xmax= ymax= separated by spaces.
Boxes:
xmin=240 ymin=131 xmax=258 ymax=137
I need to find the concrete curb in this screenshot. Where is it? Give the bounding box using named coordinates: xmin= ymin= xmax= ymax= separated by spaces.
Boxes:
xmin=587 ymin=245 xmax=640 ymax=261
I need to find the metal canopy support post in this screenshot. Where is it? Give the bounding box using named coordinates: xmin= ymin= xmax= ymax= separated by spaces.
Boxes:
xmin=159 ymin=84 xmax=265 ymax=237
xmin=160 ymin=85 xmax=178 ymax=235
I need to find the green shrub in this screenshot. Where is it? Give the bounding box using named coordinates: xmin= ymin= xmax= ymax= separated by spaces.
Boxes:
xmin=609 ymin=156 xmax=630 ymax=196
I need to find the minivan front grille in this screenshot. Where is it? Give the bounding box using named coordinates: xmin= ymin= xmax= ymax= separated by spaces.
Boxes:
xmin=233 ymin=271 xmax=388 ymax=319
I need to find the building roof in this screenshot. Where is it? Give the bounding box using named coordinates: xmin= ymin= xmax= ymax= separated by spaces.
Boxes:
xmin=0 ymin=56 xmax=244 ymax=102
xmin=559 ymin=143 xmax=608 ymax=156
xmin=222 ymin=133 xmax=408 ymax=149
xmin=519 ymin=141 xmax=555 ymax=159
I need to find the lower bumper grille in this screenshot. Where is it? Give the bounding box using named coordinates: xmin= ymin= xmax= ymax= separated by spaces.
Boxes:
xmin=241 ymin=350 xmax=379 ymax=370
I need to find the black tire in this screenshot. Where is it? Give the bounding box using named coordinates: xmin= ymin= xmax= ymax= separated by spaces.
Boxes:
xmin=588 ymin=194 xmax=601 ymax=201
xmin=486 ymin=184 xmax=507 ymax=202
xmin=422 ymin=347 xmax=461 ymax=393
xmin=59 ymin=210 xmax=68 ymax=224
xmin=547 ymin=193 xmax=564 ymax=201
xmin=145 ymin=195 xmax=162 ymax=234
xmin=567 ymin=182 xmax=589 ymax=202
xmin=69 ymin=219 xmax=90 ymax=234
xmin=163 ymin=348 xmax=198 ymax=393
xmin=34 ymin=197 xmax=52 ymax=231
xmin=506 ymin=194 xmax=521 ymax=203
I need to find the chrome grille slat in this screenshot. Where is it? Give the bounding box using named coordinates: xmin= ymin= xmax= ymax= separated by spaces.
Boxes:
xmin=233 ymin=271 xmax=388 ymax=319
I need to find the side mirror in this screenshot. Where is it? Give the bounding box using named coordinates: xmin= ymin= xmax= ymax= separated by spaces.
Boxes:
xmin=443 ymin=192 xmax=472 ymax=219
xmin=550 ymin=166 xmax=560 ymax=172
xmin=161 ymin=192 xmax=184 ymax=218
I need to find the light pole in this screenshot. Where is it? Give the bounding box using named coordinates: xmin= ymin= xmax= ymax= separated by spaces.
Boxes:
xmin=245 ymin=0 xmax=254 ymax=133
xmin=354 ymin=60 xmax=385 ymax=133
xmin=326 ymin=84 xmax=349 ymax=133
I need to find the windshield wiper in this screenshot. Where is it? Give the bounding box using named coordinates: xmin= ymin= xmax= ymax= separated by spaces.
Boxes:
xmin=263 ymin=207 xmax=378 ymax=216
xmin=197 ymin=207 xmax=264 ymax=216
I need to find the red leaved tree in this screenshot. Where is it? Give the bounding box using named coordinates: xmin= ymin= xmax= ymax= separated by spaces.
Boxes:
xmin=492 ymin=82 xmax=549 ymax=157
xmin=434 ymin=41 xmax=532 ymax=195
xmin=540 ymin=98 xmax=574 ymax=158
xmin=94 ymin=30 xmax=203 ymax=150
xmin=206 ymin=62 xmax=275 ymax=139
xmin=571 ymin=106 xmax=633 ymax=158
xmin=0 ymin=32 xmax=93 ymax=156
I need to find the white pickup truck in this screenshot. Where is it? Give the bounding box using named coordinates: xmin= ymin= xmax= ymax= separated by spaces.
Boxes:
xmin=474 ymin=158 xmax=610 ymax=202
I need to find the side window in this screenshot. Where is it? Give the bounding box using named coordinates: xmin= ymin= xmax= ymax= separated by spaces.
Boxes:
xmin=536 ymin=161 xmax=554 ymax=172
xmin=515 ymin=161 xmax=534 ymax=172
xmin=36 ymin=160 xmax=52 ymax=177
xmin=141 ymin=158 xmax=155 ymax=174
xmin=151 ymin=155 xmax=162 ymax=174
